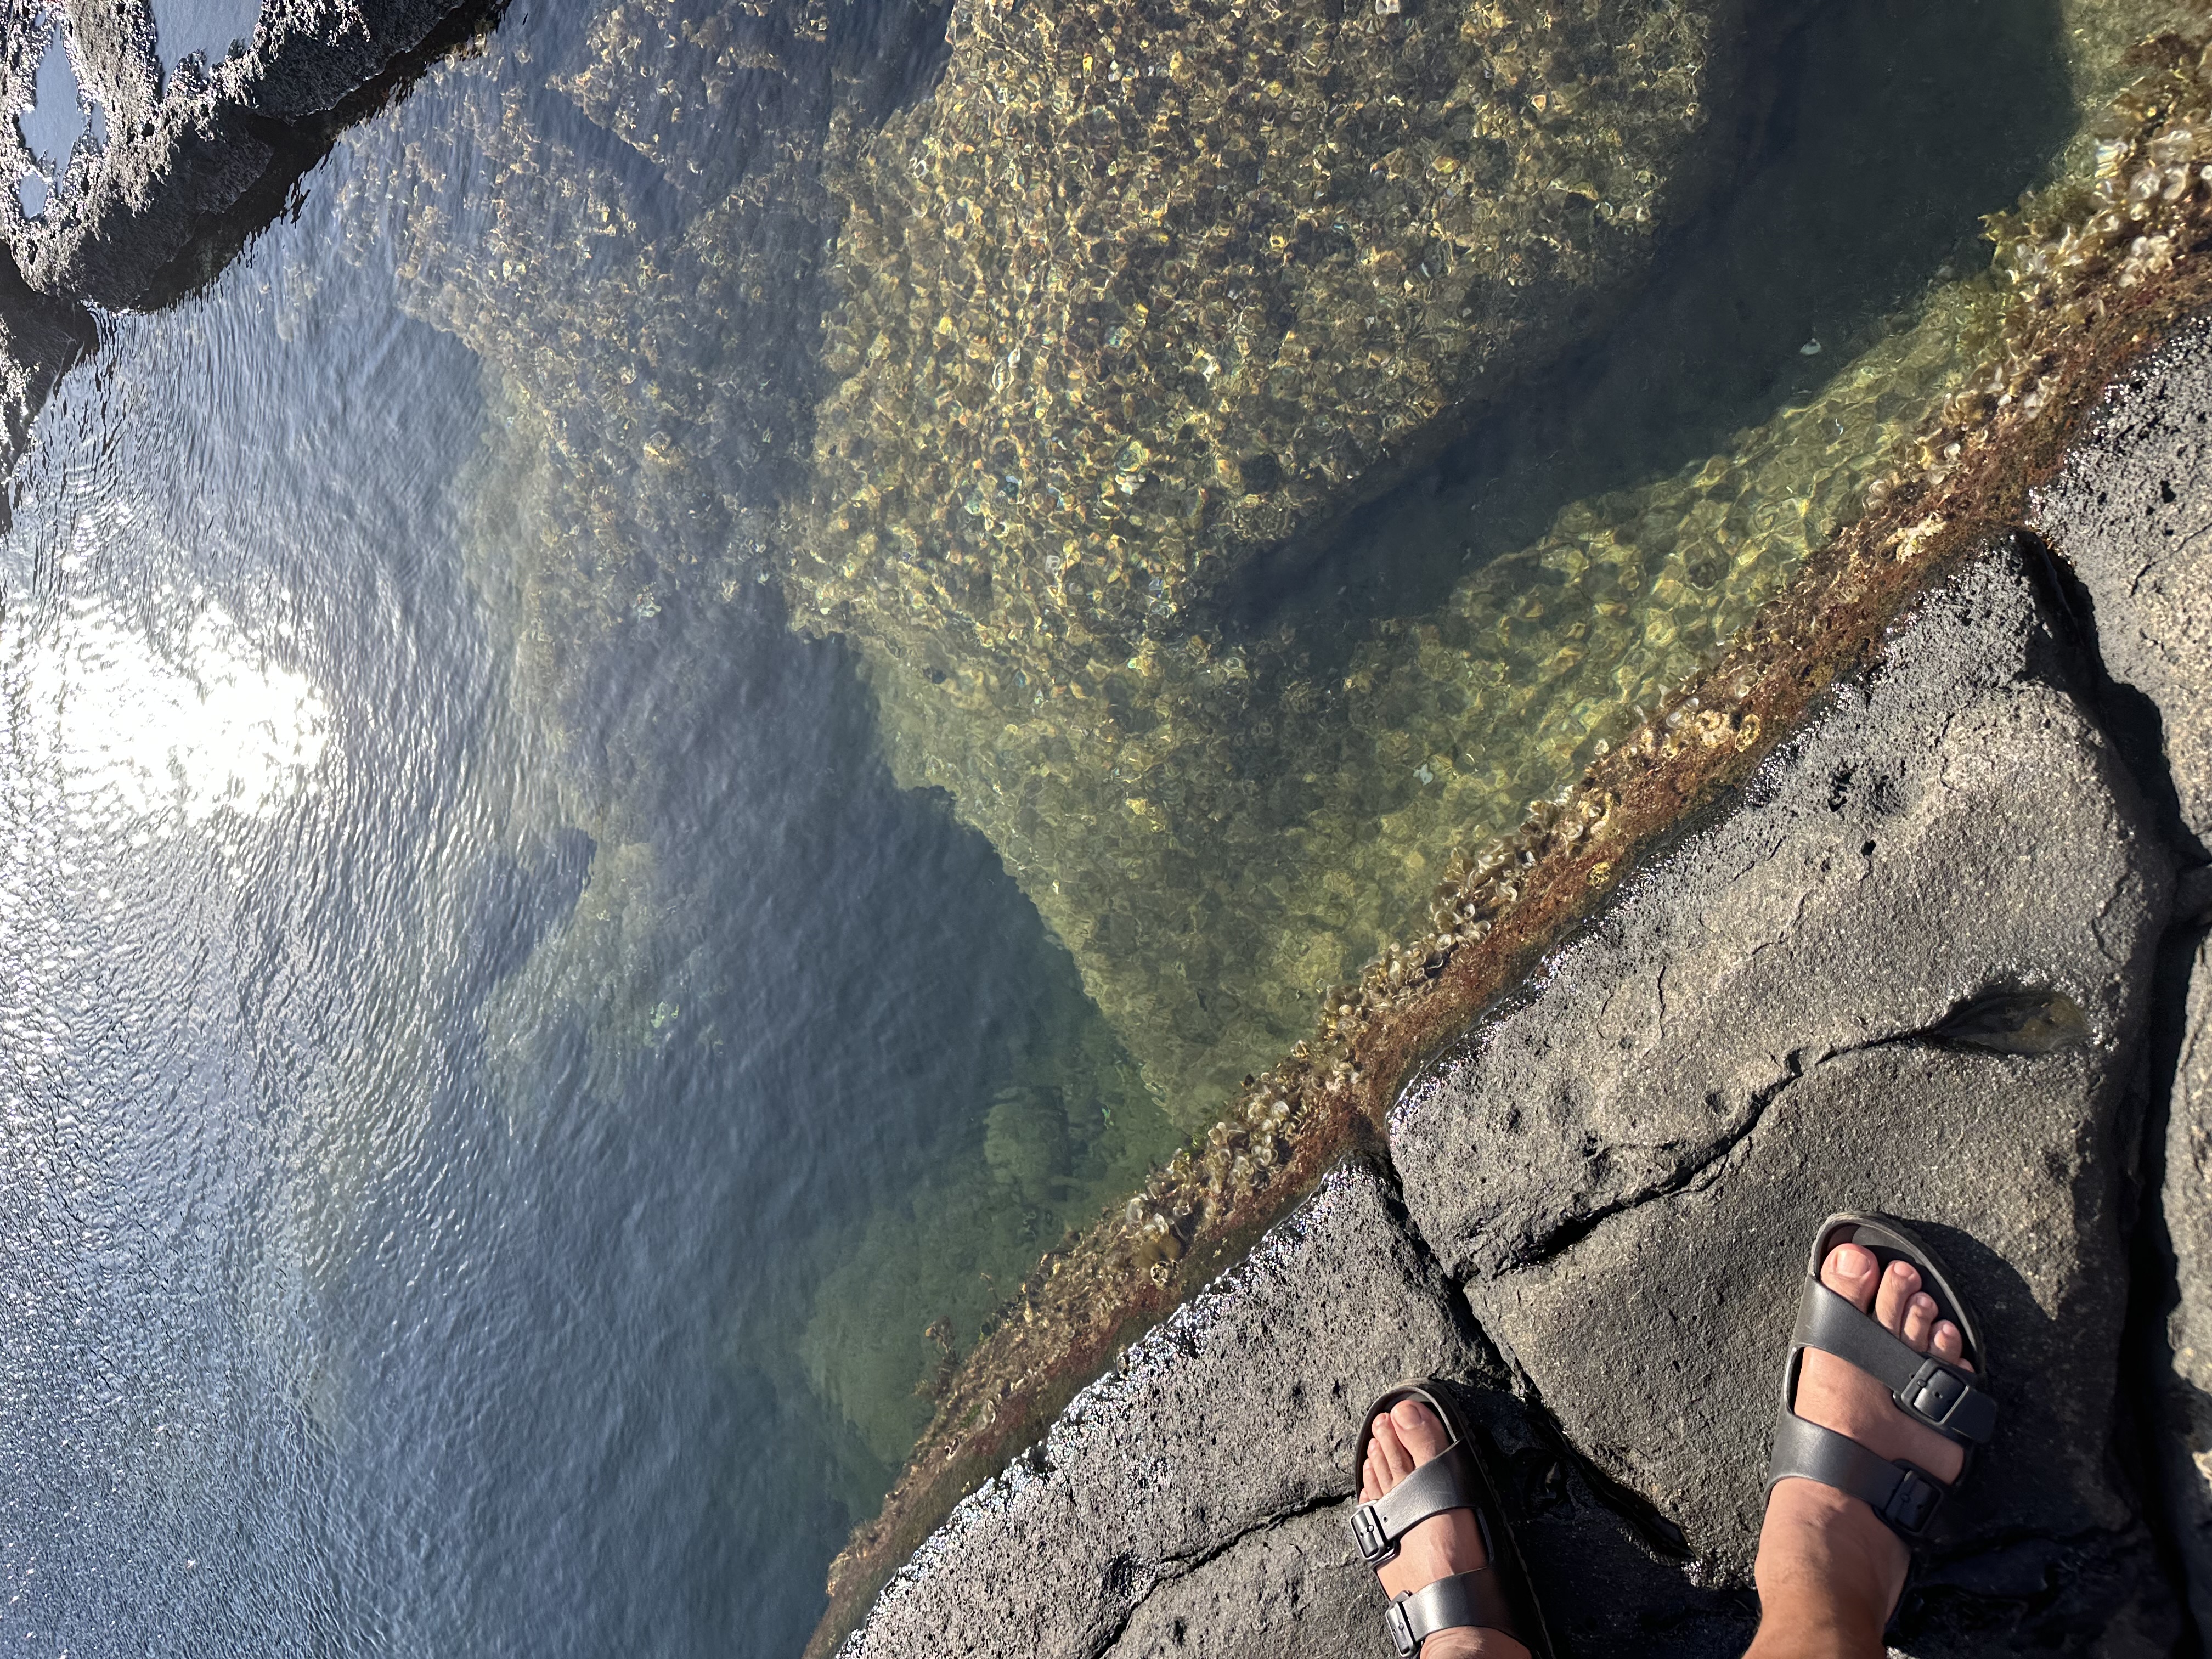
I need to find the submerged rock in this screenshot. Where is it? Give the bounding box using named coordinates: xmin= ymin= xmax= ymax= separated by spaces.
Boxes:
xmin=800 ymin=0 xmax=1764 ymax=640
xmin=782 ymin=0 xmax=1775 ymax=1107
xmin=835 ymin=548 xmax=2187 ymax=1658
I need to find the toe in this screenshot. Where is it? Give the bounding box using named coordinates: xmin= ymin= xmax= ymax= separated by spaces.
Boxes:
xmin=1390 ymin=1400 xmax=1452 ymax=1465
xmin=1821 ymin=1242 xmax=1880 ymax=1311
xmin=1874 ymin=1260 xmax=1921 ymax=1333
xmin=1361 ymin=1443 xmax=1383 ymax=1504
xmin=1932 ymin=1320 xmax=1973 ymax=1373
xmin=1901 ymin=1291 xmax=1937 ymax=1352
xmin=1372 ymin=1411 xmax=1414 ymax=1486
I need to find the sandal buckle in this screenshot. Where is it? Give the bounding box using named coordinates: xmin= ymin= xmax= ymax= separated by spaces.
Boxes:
xmin=1384 ymin=1594 xmax=1419 ymax=1658
xmin=1882 ymin=1466 xmax=1943 ymax=1536
xmin=1901 ymin=1357 xmax=1995 ymax=1442
xmin=1351 ymin=1501 xmax=1398 ymax=1567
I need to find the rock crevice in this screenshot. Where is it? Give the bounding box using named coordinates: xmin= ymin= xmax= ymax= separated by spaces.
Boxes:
xmin=839 ymin=334 xmax=2212 ymax=1649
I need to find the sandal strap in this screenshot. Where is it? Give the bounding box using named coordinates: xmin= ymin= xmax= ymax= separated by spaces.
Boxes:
xmin=1767 ymin=1409 xmax=1953 ymax=1542
xmin=1384 ymin=1568 xmax=1519 ymax=1657
xmin=1350 ymin=1442 xmax=1481 ymax=1567
xmin=1793 ymin=1279 xmax=1997 ymax=1446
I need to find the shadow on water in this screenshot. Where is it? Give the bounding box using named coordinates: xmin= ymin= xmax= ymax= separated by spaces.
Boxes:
xmin=1215 ymin=0 xmax=2072 ymax=659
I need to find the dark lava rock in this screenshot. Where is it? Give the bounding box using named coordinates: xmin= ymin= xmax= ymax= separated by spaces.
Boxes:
xmin=2035 ymin=315 xmax=2212 ymax=1644
xmin=1387 ymin=546 xmax=2178 ymax=1648
xmin=838 ymin=1160 xmax=1496 ymax=1658
xmin=840 ymin=545 xmax=2191 ymax=1658
xmin=6 ymin=0 xmax=489 ymax=308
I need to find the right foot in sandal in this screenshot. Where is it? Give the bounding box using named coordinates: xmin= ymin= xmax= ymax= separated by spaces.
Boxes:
xmin=1751 ymin=1235 xmax=1983 ymax=1658
xmin=1359 ymin=1400 xmax=1533 ymax=1659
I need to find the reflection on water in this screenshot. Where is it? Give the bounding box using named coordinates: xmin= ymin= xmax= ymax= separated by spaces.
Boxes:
xmin=6 ymin=592 xmax=327 ymax=824
xmin=1 ymin=0 xmax=2206 ymax=1652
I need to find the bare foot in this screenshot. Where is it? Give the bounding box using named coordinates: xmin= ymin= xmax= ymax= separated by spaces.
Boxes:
xmin=1747 ymin=1242 xmax=1976 ymax=1658
xmin=1361 ymin=1399 xmax=1533 ymax=1659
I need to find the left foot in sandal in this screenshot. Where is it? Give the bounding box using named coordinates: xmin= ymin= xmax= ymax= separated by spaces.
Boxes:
xmin=1361 ymin=1400 xmax=1533 ymax=1659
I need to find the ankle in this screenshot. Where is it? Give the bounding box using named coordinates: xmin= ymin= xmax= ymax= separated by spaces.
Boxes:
xmin=1750 ymin=1480 xmax=1903 ymax=1658
xmin=1418 ymin=1628 xmax=1530 ymax=1659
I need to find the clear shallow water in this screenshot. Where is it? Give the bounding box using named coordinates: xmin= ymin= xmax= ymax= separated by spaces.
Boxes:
xmin=0 ymin=117 xmax=1160 ymax=1655
xmin=0 ymin=0 xmax=2168 ymax=1651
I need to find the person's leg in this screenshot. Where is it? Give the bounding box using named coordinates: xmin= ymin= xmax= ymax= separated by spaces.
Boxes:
xmin=1746 ymin=1240 xmax=1971 ymax=1658
xmin=1359 ymin=1400 xmax=1533 ymax=1659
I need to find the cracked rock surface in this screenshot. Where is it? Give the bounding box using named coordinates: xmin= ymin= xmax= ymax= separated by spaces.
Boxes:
xmin=836 ymin=1161 xmax=1495 ymax=1658
xmin=1392 ymin=545 xmax=2179 ymax=1650
xmin=2036 ymin=318 xmax=2212 ymax=1646
xmin=842 ymin=539 xmax=2207 ymax=1658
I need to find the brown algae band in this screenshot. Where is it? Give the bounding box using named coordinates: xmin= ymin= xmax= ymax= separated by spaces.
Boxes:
xmin=804 ymin=19 xmax=2212 ymax=1654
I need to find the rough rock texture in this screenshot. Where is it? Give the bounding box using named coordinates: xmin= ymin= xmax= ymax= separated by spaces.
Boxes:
xmin=0 ymin=0 xmax=493 ymax=510
xmin=2157 ymin=936 xmax=2212 ymax=1643
xmin=2035 ymin=317 xmax=2212 ymax=1645
xmin=1394 ymin=552 xmax=2170 ymax=1280
xmin=2034 ymin=312 xmax=2212 ymax=849
xmin=1387 ymin=549 xmax=2177 ymax=1641
xmin=4 ymin=0 xmax=487 ymax=306
xmin=842 ymin=1155 xmax=1753 ymax=1659
xmin=843 ymin=545 xmax=2194 ymax=1657
xmin=838 ymin=1160 xmax=1494 ymax=1657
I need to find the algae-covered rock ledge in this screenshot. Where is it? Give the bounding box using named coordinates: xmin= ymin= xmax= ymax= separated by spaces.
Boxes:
xmin=828 ymin=331 xmax=2212 ymax=1658
xmin=814 ymin=27 xmax=2212 ymax=1655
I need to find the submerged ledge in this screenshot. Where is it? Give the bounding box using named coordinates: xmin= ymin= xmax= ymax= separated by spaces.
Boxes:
xmin=806 ymin=28 xmax=2212 ymax=1655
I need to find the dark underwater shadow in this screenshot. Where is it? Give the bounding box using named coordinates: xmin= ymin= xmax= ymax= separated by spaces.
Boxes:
xmin=1215 ymin=0 xmax=2073 ymax=665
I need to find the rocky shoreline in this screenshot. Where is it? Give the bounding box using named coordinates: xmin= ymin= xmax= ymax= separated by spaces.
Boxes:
xmin=809 ymin=30 xmax=2212 ymax=1645
xmin=831 ymin=314 xmax=2212 ymax=1655
xmin=0 ymin=0 xmax=492 ymax=468
xmin=12 ymin=2 xmax=2212 ymax=1654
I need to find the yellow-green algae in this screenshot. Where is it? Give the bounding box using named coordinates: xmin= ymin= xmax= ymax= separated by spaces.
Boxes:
xmin=807 ymin=10 xmax=2212 ymax=1650
xmin=791 ymin=0 xmax=1769 ymax=1108
xmin=318 ymin=0 xmax=2212 ymax=1635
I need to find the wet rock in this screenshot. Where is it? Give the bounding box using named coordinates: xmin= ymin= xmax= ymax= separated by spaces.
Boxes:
xmin=836 ymin=1159 xmax=1495 ymax=1659
xmin=0 ymin=250 xmax=94 ymax=461
xmin=6 ymin=0 xmax=489 ymax=307
xmin=2033 ymin=311 xmax=2212 ymax=850
xmin=1383 ymin=547 xmax=2176 ymax=1629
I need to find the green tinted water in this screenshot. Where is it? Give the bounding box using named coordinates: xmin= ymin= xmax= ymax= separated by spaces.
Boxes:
xmin=328 ymin=0 xmax=2184 ymax=1583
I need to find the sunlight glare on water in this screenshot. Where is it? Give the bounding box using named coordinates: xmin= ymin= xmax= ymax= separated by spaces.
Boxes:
xmin=7 ymin=586 xmax=328 ymax=827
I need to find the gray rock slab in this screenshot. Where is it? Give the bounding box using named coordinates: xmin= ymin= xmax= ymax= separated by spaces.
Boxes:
xmin=1385 ymin=545 xmax=2177 ymax=1639
xmin=2158 ymin=933 xmax=2212 ymax=1639
xmin=1099 ymin=1502 xmax=1373 ymax=1659
xmin=1394 ymin=546 xmax=2171 ymax=1286
xmin=2034 ymin=312 xmax=2212 ymax=852
xmin=838 ymin=1159 xmax=1498 ymax=1659
xmin=1473 ymin=1040 xmax=2140 ymax=1575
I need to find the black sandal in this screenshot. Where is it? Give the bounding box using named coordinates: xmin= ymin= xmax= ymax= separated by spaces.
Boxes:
xmin=1765 ymin=1213 xmax=1997 ymax=1546
xmin=1348 ymin=1380 xmax=1553 ymax=1657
